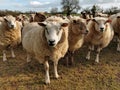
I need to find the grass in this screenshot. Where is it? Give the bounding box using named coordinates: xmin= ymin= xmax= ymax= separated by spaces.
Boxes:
xmin=0 ymin=42 xmax=120 ymax=90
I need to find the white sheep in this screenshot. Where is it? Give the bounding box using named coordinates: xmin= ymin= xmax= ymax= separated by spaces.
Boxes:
xmin=97 ymin=13 xmax=108 ymax=17
xmin=85 ymin=17 xmax=114 ymax=63
xmin=0 ymin=15 xmax=21 ymax=61
xmin=22 ymin=16 xmax=69 ymax=84
xmin=16 ymin=14 xmax=29 ymax=27
xmin=66 ymin=16 xmax=88 ymax=65
xmin=109 ymin=13 xmax=120 ymax=51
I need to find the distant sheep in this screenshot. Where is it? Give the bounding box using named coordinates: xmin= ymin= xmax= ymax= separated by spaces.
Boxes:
xmin=16 ymin=14 xmax=29 ymax=26
xmin=85 ymin=17 xmax=114 ymax=63
xmin=22 ymin=16 xmax=69 ymax=84
xmin=97 ymin=13 xmax=108 ymax=17
xmin=29 ymin=12 xmax=46 ymax=22
xmin=0 ymin=15 xmax=21 ymax=61
xmin=66 ymin=16 xmax=88 ymax=65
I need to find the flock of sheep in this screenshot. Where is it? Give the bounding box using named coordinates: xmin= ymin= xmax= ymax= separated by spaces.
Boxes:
xmin=0 ymin=12 xmax=120 ymax=84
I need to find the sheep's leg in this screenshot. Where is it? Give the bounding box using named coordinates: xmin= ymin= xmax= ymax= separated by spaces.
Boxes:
xmin=117 ymin=37 xmax=120 ymax=51
xmin=3 ymin=50 xmax=7 ymax=61
xmin=11 ymin=48 xmax=15 ymax=58
xmin=91 ymin=45 xmax=94 ymax=51
xmin=54 ymin=61 xmax=59 ymax=79
xmin=86 ymin=45 xmax=92 ymax=60
xmin=65 ymin=52 xmax=69 ymax=67
xmin=70 ymin=52 xmax=74 ymax=65
xmin=44 ymin=60 xmax=50 ymax=84
xmin=26 ymin=53 xmax=32 ymax=63
xmin=95 ymin=47 xmax=102 ymax=63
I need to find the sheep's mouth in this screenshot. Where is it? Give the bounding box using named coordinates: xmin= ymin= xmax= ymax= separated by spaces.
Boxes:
xmin=49 ymin=43 xmax=55 ymax=47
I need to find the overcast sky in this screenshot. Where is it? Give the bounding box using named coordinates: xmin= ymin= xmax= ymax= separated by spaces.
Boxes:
xmin=0 ymin=0 xmax=120 ymax=12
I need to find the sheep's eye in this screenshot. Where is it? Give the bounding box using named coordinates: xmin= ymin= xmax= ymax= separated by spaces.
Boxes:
xmin=45 ymin=27 xmax=49 ymax=34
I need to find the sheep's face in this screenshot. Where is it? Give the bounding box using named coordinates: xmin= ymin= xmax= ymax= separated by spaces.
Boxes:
xmin=38 ymin=22 xmax=68 ymax=47
xmin=93 ymin=19 xmax=111 ymax=32
xmin=4 ymin=15 xmax=16 ymax=29
xmin=72 ymin=19 xmax=88 ymax=34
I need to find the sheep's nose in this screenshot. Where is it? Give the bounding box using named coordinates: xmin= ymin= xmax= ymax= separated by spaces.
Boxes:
xmin=86 ymin=30 xmax=89 ymax=33
xmin=49 ymin=40 xmax=55 ymax=43
xmin=11 ymin=25 xmax=14 ymax=28
xmin=49 ymin=40 xmax=55 ymax=46
xmin=100 ymin=27 xmax=104 ymax=32
xmin=100 ymin=27 xmax=104 ymax=30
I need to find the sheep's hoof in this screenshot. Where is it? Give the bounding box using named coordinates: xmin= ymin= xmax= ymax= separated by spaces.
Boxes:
xmin=12 ymin=55 xmax=16 ymax=58
xmin=86 ymin=56 xmax=90 ymax=60
xmin=55 ymin=75 xmax=60 ymax=79
xmin=3 ymin=58 xmax=7 ymax=62
xmin=45 ymin=80 xmax=50 ymax=85
xmin=117 ymin=48 xmax=120 ymax=52
xmin=95 ymin=59 xmax=99 ymax=63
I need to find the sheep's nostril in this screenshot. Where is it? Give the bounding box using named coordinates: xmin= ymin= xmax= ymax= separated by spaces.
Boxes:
xmin=86 ymin=30 xmax=89 ymax=33
xmin=49 ymin=40 xmax=55 ymax=46
xmin=100 ymin=27 xmax=104 ymax=30
xmin=100 ymin=27 xmax=104 ymax=32
xmin=11 ymin=25 xmax=14 ymax=28
xmin=49 ymin=40 xmax=55 ymax=44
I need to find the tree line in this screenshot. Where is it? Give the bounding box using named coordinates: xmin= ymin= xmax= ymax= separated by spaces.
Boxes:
xmin=0 ymin=0 xmax=120 ymax=16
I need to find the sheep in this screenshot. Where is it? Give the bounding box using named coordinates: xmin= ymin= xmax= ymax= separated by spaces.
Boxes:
xmin=16 ymin=14 xmax=29 ymax=26
xmin=29 ymin=12 xmax=46 ymax=22
xmin=0 ymin=15 xmax=21 ymax=61
xmin=85 ymin=17 xmax=114 ymax=63
xmin=109 ymin=13 xmax=120 ymax=51
xmin=66 ymin=16 xmax=88 ymax=65
xmin=22 ymin=16 xmax=69 ymax=84
xmin=97 ymin=13 xmax=108 ymax=17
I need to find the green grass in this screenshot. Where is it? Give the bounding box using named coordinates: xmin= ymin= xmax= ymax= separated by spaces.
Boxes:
xmin=0 ymin=42 xmax=120 ymax=90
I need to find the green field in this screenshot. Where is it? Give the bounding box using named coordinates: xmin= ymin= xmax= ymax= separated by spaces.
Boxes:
xmin=0 ymin=42 xmax=120 ymax=90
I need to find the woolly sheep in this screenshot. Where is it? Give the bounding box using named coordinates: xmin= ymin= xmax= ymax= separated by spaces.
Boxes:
xmin=85 ymin=17 xmax=114 ymax=63
xmin=97 ymin=13 xmax=108 ymax=17
xmin=109 ymin=13 xmax=120 ymax=51
xmin=16 ymin=14 xmax=29 ymax=27
xmin=66 ymin=16 xmax=88 ymax=65
xmin=22 ymin=16 xmax=69 ymax=84
xmin=0 ymin=15 xmax=21 ymax=61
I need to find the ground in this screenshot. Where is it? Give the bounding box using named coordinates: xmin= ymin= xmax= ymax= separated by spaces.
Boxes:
xmin=0 ymin=42 xmax=120 ymax=90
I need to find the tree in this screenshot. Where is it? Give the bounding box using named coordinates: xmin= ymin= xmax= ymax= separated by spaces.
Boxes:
xmin=61 ymin=0 xmax=80 ymax=16
xmin=50 ymin=7 xmax=58 ymax=14
xmin=105 ymin=7 xmax=120 ymax=15
xmin=91 ymin=5 xmax=103 ymax=17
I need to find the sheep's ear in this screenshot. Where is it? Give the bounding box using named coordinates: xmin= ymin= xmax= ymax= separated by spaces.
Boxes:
xmin=92 ymin=19 xmax=98 ymax=24
xmin=61 ymin=23 xmax=68 ymax=27
xmin=106 ymin=19 xmax=112 ymax=23
xmin=86 ymin=19 xmax=91 ymax=24
xmin=92 ymin=19 xmax=96 ymax=22
xmin=38 ymin=22 xmax=46 ymax=27
xmin=117 ymin=16 xmax=120 ymax=18
xmin=73 ymin=20 xmax=77 ymax=23
xmin=4 ymin=17 xmax=8 ymax=22
xmin=36 ymin=12 xmax=39 ymax=15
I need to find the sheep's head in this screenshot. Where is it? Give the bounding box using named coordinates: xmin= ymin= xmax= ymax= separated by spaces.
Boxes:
xmin=92 ymin=18 xmax=111 ymax=32
xmin=4 ymin=15 xmax=16 ymax=29
xmin=71 ymin=19 xmax=89 ymax=35
xmin=38 ymin=21 xmax=68 ymax=47
xmin=34 ymin=13 xmax=46 ymax=22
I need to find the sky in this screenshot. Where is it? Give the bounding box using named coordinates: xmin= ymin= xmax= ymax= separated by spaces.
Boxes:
xmin=0 ymin=0 xmax=120 ymax=12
